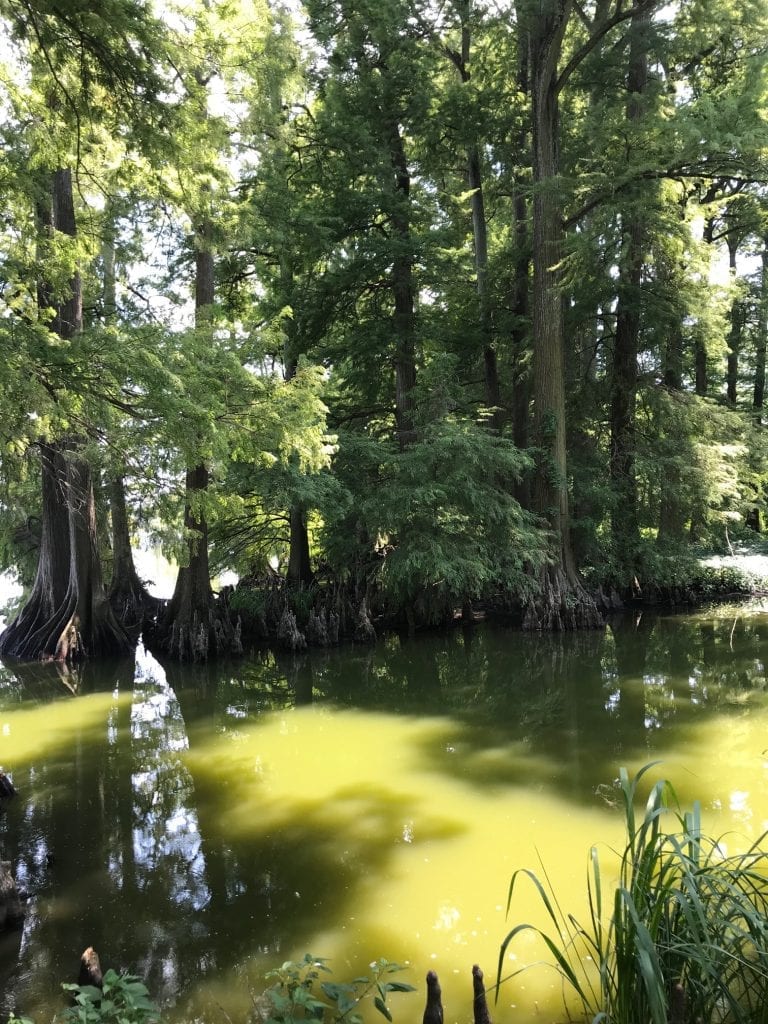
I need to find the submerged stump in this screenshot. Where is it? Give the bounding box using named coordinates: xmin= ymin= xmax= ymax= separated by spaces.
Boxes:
xmin=423 ymin=970 xmax=443 ymax=1024
xmin=472 ymin=965 xmax=491 ymax=1024
xmin=0 ymin=862 xmax=24 ymax=929
xmin=78 ymin=946 xmax=103 ymax=988
xmin=0 ymin=771 xmax=16 ymax=800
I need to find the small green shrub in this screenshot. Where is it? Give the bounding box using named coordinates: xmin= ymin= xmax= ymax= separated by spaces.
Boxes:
xmin=60 ymin=970 xmax=160 ymax=1024
xmin=258 ymin=954 xmax=415 ymax=1024
xmin=497 ymin=764 xmax=768 ymax=1024
xmin=229 ymin=586 xmax=268 ymax=619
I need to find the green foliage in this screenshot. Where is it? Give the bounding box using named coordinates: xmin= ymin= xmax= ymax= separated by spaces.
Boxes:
xmin=1 ymin=0 xmax=768 ymax=622
xmin=229 ymin=586 xmax=268 ymax=619
xmin=322 ymin=415 xmax=546 ymax=619
xmin=640 ymin=391 xmax=749 ymax=543
xmin=638 ymin=551 xmax=766 ymax=597
xmin=60 ymin=970 xmax=160 ymax=1024
xmin=498 ymin=764 xmax=768 ymax=1024
xmin=259 ymin=954 xmax=415 ymax=1024
xmin=375 ymin=420 xmax=543 ymax=611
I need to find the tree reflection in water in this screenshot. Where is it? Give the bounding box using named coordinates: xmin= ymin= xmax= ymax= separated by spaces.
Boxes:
xmin=128 ymin=647 xmax=211 ymax=997
xmin=0 ymin=611 xmax=768 ymax=1022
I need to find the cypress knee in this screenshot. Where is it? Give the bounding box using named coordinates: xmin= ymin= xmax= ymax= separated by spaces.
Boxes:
xmin=423 ymin=970 xmax=443 ymax=1024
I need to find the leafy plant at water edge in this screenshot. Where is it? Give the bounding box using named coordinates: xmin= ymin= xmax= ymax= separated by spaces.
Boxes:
xmin=59 ymin=969 xmax=160 ymax=1024
xmin=497 ymin=763 xmax=768 ymax=1024
xmin=258 ymin=953 xmax=416 ymax=1024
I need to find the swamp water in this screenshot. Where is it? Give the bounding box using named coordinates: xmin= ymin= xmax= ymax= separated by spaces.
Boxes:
xmin=1 ymin=607 xmax=768 ymax=1023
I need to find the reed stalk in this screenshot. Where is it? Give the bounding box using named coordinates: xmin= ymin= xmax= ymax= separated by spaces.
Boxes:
xmin=497 ymin=764 xmax=768 ymax=1024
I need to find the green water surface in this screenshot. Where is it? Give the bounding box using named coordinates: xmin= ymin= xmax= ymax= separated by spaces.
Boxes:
xmin=1 ymin=607 xmax=768 ymax=1023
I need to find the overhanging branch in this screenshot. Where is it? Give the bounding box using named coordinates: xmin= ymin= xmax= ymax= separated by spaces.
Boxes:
xmin=556 ymin=0 xmax=661 ymax=96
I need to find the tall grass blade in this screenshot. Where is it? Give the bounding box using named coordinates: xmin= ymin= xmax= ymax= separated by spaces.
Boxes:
xmin=498 ymin=765 xmax=768 ymax=1024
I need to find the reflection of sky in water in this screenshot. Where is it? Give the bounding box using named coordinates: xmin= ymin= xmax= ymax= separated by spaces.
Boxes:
xmin=128 ymin=646 xmax=209 ymax=913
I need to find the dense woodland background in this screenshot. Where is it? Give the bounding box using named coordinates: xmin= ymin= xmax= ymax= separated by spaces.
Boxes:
xmin=1 ymin=0 xmax=768 ymax=662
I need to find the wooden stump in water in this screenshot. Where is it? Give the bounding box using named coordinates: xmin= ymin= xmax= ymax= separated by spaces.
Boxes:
xmin=0 ymin=861 xmax=24 ymax=928
xmin=78 ymin=946 xmax=103 ymax=988
xmin=422 ymin=965 xmax=491 ymax=1024
xmin=423 ymin=970 xmax=443 ymax=1024
xmin=0 ymin=771 xmax=16 ymax=799
xmin=354 ymin=598 xmax=376 ymax=643
xmin=472 ymin=965 xmax=492 ymax=1024
xmin=277 ymin=607 xmax=307 ymax=651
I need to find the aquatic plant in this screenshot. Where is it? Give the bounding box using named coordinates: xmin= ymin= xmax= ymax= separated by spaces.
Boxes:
xmin=58 ymin=970 xmax=159 ymax=1024
xmin=497 ymin=763 xmax=768 ymax=1024
xmin=256 ymin=954 xmax=415 ymax=1024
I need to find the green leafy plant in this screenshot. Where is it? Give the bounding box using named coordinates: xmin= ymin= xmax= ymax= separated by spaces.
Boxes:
xmin=259 ymin=954 xmax=415 ymax=1024
xmin=497 ymin=763 xmax=768 ymax=1024
xmin=229 ymin=586 xmax=268 ymax=620
xmin=60 ymin=969 xmax=160 ymax=1024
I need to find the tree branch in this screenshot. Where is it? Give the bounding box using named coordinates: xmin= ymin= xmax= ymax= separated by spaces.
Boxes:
xmin=556 ymin=0 xmax=661 ymax=96
xmin=564 ymin=164 xmax=768 ymax=229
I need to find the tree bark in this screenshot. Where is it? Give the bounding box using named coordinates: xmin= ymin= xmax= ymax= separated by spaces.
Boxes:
xmin=282 ymin=261 xmax=314 ymax=587
xmin=0 ymin=168 xmax=130 ymax=662
xmin=101 ymin=219 xmax=154 ymax=631
xmin=747 ymin=237 xmax=768 ymax=532
xmin=0 ymin=443 xmax=70 ymax=659
xmin=754 ymin=237 xmax=768 ymax=416
xmin=108 ymin=475 xmax=154 ymax=634
xmin=658 ymin=320 xmax=687 ymax=545
xmin=287 ymin=505 xmax=313 ymax=587
xmin=162 ymin=463 xmax=217 ymax=660
xmin=0 ymin=443 xmax=132 ymax=661
xmin=524 ymin=2 xmax=602 ymax=629
xmin=511 ymin=12 xmax=531 ymax=507
xmin=695 ymin=216 xmax=716 ymax=397
xmin=387 ymin=118 xmax=417 ymax=449
xmin=50 ymin=169 xmax=82 ymax=340
xmin=156 ymin=227 xmax=239 ymax=660
xmin=725 ymin=233 xmax=742 ymax=405
xmin=449 ymin=4 xmax=502 ymax=426
xmin=609 ymin=7 xmax=649 ymax=564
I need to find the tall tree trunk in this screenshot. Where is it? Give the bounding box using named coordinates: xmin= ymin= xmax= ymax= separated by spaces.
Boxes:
xmin=50 ymin=169 xmax=82 ymax=339
xmin=158 ymin=225 xmax=238 ymax=661
xmin=511 ymin=13 xmax=531 ymax=507
xmin=747 ymin=237 xmax=768 ymax=532
xmin=524 ymin=3 xmax=601 ymax=629
xmin=448 ymin=1 xmax=502 ymax=425
xmin=101 ymin=210 xmax=118 ymax=323
xmin=387 ymin=119 xmax=417 ymax=449
xmin=658 ymin=318 xmax=687 ymax=544
xmin=287 ymin=506 xmax=313 ymax=587
xmin=101 ymin=216 xmax=153 ymax=630
xmin=1 ymin=170 xmax=130 ymax=662
xmin=754 ymin=238 xmax=768 ymax=416
xmin=162 ymin=462 xmax=218 ymax=661
xmin=609 ymin=7 xmax=649 ymax=566
xmin=0 ymin=443 xmax=71 ymax=659
xmin=725 ymin=234 xmax=742 ymax=405
xmin=108 ymin=475 xmax=155 ymax=634
xmin=282 ymin=261 xmax=314 ymax=587
xmin=695 ymin=216 xmax=716 ymax=397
